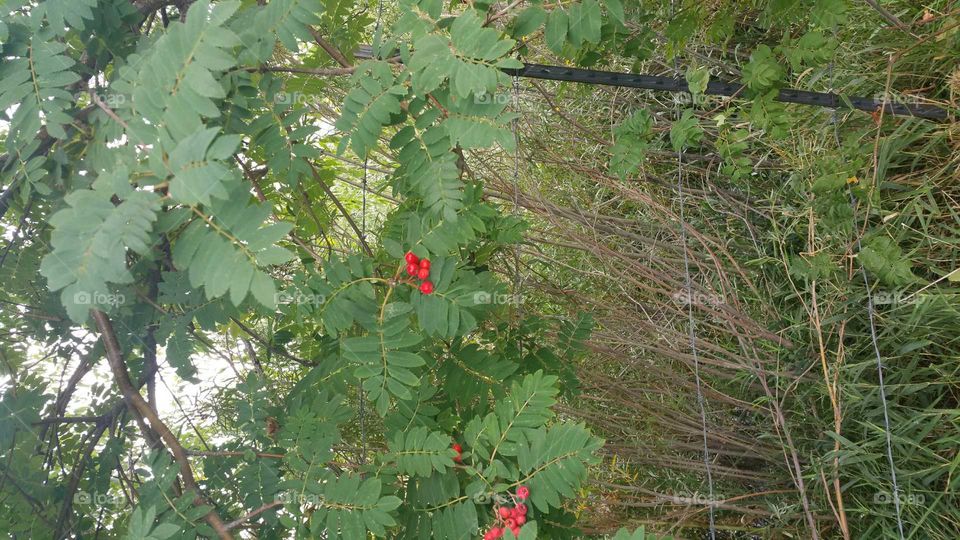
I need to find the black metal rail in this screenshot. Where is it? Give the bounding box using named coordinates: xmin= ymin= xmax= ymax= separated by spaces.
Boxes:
xmin=354 ymin=46 xmax=950 ymax=122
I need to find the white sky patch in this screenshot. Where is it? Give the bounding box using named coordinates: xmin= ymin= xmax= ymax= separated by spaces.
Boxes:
xmin=7 ymin=334 xmax=245 ymax=439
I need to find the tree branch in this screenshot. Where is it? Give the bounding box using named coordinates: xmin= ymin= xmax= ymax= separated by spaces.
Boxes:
xmin=228 ymin=317 xmax=316 ymax=366
xmin=225 ymin=501 xmax=283 ymax=530
xmin=305 ymin=160 xmax=375 ymax=257
xmin=91 ymin=309 xmax=234 ymax=540
xmin=309 ymin=28 xmax=352 ymax=68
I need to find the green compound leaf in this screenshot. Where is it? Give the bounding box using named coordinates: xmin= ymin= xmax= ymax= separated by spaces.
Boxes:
xmin=685 ymin=65 xmax=710 ymax=97
xmin=609 ymin=109 xmax=654 ymax=179
xmin=466 ymin=370 xmax=560 ymax=460
xmin=811 ymin=0 xmax=847 ymax=28
xmin=31 ymin=0 xmax=97 ymax=35
xmin=238 ymin=0 xmax=322 ymax=60
xmin=670 ymin=109 xmax=704 ymax=151
xmin=310 ymin=255 xmax=380 ymax=336
xmin=545 ymin=9 xmax=568 ymax=54
xmin=385 ymin=426 xmax=457 ymax=477
xmin=402 ymin=497 xmax=479 ymax=540
xmin=342 ymin=311 xmax=426 ymax=416
xmin=391 ymin=102 xmax=464 ymax=222
xmin=439 ymin=344 xmax=518 ymax=404
xmin=515 ymin=422 xmax=603 ymax=512
xmin=511 ymin=6 xmax=546 ymax=37
xmin=171 ymin=184 xmax=293 ymax=309
xmin=408 ymin=10 xmax=519 ymax=98
xmin=742 ymin=44 xmax=783 ymax=92
xmin=605 ymin=0 xmax=625 ymax=26
xmin=308 ymin=474 xmax=402 ymax=538
xmin=336 ymin=60 xmax=407 ymax=157
xmin=0 ymin=37 xmax=80 ymax=148
xmin=40 ymin=185 xmax=161 ymax=322
xmin=120 ymin=0 xmax=241 ymax=141
xmin=167 ymin=127 xmax=242 ymax=206
xmin=859 ymin=236 xmax=920 ymax=287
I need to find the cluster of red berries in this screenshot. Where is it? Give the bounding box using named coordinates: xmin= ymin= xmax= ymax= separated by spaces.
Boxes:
xmin=452 ymin=442 xmax=463 ymax=463
xmin=404 ymin=252 xmax=434 ymax=295
xmin=483 ymin=486 xmax=530 ymax=539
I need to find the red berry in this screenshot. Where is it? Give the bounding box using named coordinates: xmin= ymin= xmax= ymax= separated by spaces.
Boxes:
xmin=510 ymin=526 xmax=520 ymax=537
xmin=452 ymin=442 xmax=463 ymax=463
xmin=516 ymin=485 xmax=529 ymax=500
xmin=498 ymin=507 xmax=511 ymax=519
xmin=514 ymin=503 xmax=527 ymax=515
xmin=417 ymin=267 xmax=430 ymax=280
xmin=490 ymin=527 xmax=503 ymax=539
xmin=406 ymin=263 xmax=418 ymax=276
xmin=405 ymin=251 xmax=419 ymax=264
xmin=419 ymin=281 xmax=434 ymax=295
xmin=504 ymin=518 xmax=516 ymax=529
xmin=514 ymin=515 xmax=526 ymax=526
xmin=419 ymin=258 xmax=430 ymax=270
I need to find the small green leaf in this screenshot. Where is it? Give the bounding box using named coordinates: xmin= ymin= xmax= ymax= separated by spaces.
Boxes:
xmin=250 ymin=270 xmax=278 ymax=309
xmin=605 ymin=0 xmax=625 ymax=25
xmin=512 ymin=6 xmax=546 ymax=37
xmin=609 ymin=110 xmax=654 ymax=179
xmin=811 ymin=0 xmax=847 ymax=27
xmin=670 ymin=109 xmax=703 ymax=151
xmin=545 ymin=10 xmax=568 ymax=54
xmin=859 ymin=237 xmax=920 ymax=287
xmin=567 ymin=0 xmax=602 ymax=46
xmin=685 ymin=65 xmax=710 ymax=97
xmin=742 ymin=45 xmax=783 ymax=91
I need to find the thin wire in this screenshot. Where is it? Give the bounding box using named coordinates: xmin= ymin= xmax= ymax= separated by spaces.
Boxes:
xmin=670 ymin=2 xmax=715 ymax=537
xmin=828 ymin=35 xmax=905 ymax=539
xmin=854 ymin=201 xmax=905 ymax=539
xmin=511 ymin=75 xmax=526 ymax=357
xmin=676 ymin=117 xmax=718 ymax=539
xmin=358 ymin=158 xmax=369 ymax=468
xmin=512 ymin=75 xmax=523 ymax=340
